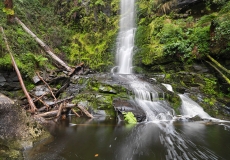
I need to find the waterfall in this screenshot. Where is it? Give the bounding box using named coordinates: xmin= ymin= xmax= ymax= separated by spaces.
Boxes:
xmin=114 ymin=0 xmax=174 ymax=121
xmin=179 ymin=94 xmax=210 ymax=119
xmin=116 ymin=0 xmax=136 ymax=74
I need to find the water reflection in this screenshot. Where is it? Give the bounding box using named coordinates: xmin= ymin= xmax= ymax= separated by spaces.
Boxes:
xmin=24 ymin=117 xmax=230 ymax=160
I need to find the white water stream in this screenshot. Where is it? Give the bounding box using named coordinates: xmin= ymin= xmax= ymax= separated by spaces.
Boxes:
xmin=115 ymin=0 xmax=174 ymax=121
xmin=113 ymin=2 xmax=229 ymax=158
xmin=116 ymin=0 xmax=135 ymax=74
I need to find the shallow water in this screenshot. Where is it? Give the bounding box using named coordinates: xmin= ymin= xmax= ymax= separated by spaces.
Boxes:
xmin=24 ymin=116 xmax=230 ymax=160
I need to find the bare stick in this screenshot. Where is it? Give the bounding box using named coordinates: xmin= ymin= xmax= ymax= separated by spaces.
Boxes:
xmin=77 ymin=104 xmax=93 ymax=118
xmin=56 ymin=103 xmax=65 ymax=118
xmin=37 ymin=110 xmax=59 ymax=118
xmin=0 ymin=26 xmax=37 ymax=114
xmin=36 ymin=71 xmax=57 ymax=101
xmin=71 ymin=109 xmax=80 ymax=117
xmin=15 ymin=17 xmax=73 ymax=72
xmin=30 ymin=93 xmax=50 ymax=110
xmin=45 ymin=96 xmax=74 ymax=106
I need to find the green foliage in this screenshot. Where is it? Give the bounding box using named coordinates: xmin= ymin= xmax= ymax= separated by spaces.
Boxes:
xmin=203 ymin=77 xmax=217 ymax=95
xmin=2 ymin=8 xmax=14 ymax=15
xmin=0 ymin=54 xmax=12 ymax=69
xmin=65 ymin=0 xmax=119 ymax=71
xmin=122 ymin=112 xmax=137 ymax=124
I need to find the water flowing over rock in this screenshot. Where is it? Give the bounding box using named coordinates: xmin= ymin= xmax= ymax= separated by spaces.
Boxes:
xmin=114 ymin=0 xmax=174 ymax=121
xmin=116 ymin=0 xmax=136 ymax=74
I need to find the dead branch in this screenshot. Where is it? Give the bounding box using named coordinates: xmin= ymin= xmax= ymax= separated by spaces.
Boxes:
xmin=77 ymin=104 xmax=93 ymax=118
xmin=68 ymin=62 xmax=84 ymax=76
xmin=38 ymin=103 xmax=75 ymax=112
xmin=71 ymin=108 xmax=80 ymax=117
xmin=0 ymin=26 xmax=37 ymax=114
xmin=14 ymin=17 xmax=73 ymax=72
xmin=30 ymin=93 xmax=50 ymax=110
xmin=45 ymin=96 xmax=74 ymax=106
xmin=33 ymin=93 xmax=48 ymax=103
xmin=37 ymin=110 xmax=59 ymax=118
xmin=57 ymin=102 xmax=65 ymax=118
xmin=36 ymin=71 xmax=57 ymax=101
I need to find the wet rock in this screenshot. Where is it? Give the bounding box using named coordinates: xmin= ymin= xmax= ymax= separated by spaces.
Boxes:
xmin=99 ymin=85 xmax=117 ymax=94
xmin=189 ymin=115 xmax=203 ymax=121
xmin=0 ymin=71 xmax=21 ymax=91
xmin=34 ymin=85 xmax=50 ymax=96
xmin=192 ymin=64 xmax=209 ymax=73
xmin=32 ymin=75 xmax=41 ymax=84
xmin=113 ymin=99 xmax=146 ymax=122
xmin=0 ymin=93 xmax=50 ymax=159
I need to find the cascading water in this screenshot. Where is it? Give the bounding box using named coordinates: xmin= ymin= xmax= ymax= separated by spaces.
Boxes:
xmin=115 ymin=0 xmax=174 ymax=121
xmin=179 ymin=94 xmax=211 ymax=119
xmin=116 ymin=0 xmax=135 ymax=74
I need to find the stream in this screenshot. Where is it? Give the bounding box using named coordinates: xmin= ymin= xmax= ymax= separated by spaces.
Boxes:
xmin=24 ymin=0 xmax=230 ymax=159
xmin=24 ymin=116 xmax=230 ymax=160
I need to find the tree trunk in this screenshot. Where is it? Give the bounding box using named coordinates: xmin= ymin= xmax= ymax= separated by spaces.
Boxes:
xmin=14 ymin=17 xmax=73 ymax=72
xmin=0 ymin=26 xmax=37 ymax=114
xmin=4 ymin=0 xmax=14 ymax=23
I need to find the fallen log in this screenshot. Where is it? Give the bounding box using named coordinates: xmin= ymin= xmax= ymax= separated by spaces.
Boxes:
xmin=37 ymin=110 xmax=58 ymax=118
xmin=77 ymin=104 xmax=94 ymax=118
xmin=14 ymin=17 xmax=73 ymax=72
xmin=0 ymin=26 xmax=37 ymax=114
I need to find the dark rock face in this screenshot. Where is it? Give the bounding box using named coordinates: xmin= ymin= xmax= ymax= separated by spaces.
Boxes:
xmin=0 ymin=71 xmax=21 ymax=91
xmin=177 ymin=0 xmax=202 ymax=8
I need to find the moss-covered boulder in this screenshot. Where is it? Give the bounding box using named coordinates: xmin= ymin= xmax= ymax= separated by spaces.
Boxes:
xmin=0 ymin=93 xmax=49 ymax=159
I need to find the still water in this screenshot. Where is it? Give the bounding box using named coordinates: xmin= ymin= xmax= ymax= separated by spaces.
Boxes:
xmin=24 ymin=116 xmax=230 ymax=160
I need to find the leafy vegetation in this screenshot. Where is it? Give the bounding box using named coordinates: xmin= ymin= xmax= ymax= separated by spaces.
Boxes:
xmin=122 ymin=112 xmax=137 ymax=124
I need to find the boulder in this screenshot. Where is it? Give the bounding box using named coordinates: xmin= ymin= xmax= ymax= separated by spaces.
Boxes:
xmin=0 ymin=93 xmax=49 ymax=159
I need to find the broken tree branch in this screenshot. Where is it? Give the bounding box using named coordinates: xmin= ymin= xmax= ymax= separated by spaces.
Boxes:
xmin=36 ymin=71 xmax=57 ymax=101
xmin=77 ymin=104 xmax=93 ymax=118
xmin=37 ymin=110 xmax=59 ymax=118
xmin=14 ymin=17 xmax=73 ymax=72
xmin=45 ymin=96 xmax=74 ymax=106
xmin=71 ymin=109 xmax=80 ymax=117
xmin=56 ymin=103 xmax=65 ymax=118
xmin=0 ymin=26 xmax=37 ymax=114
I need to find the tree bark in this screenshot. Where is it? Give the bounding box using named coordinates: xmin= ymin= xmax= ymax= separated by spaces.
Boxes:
xmin=0 ymin=26 xmax=37 ymax=114
xmin=14 ymin=17 xmax=73 ymax=72
xmin=4 ymin=0 xmax=14 ymax=23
